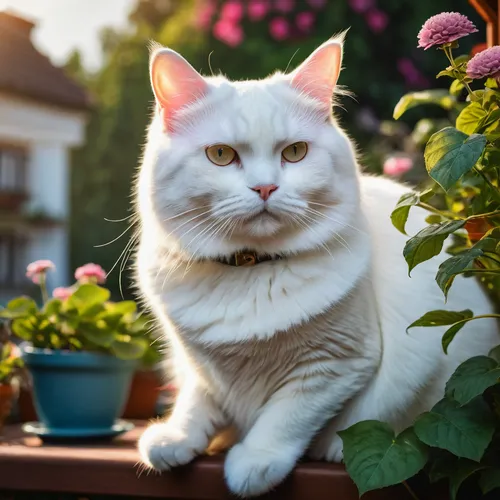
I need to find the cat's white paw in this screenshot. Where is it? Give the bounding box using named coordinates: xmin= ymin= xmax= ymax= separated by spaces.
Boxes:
xmin=309 ymin=433 xmax=344 ymax=462
xmin=224 ymin=442 xmax=296 ymax=497
xmin=139 ymin=422 xmax=208 ymax=470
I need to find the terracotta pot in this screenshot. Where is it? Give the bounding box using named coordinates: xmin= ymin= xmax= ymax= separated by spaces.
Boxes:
xmin=18 ymin=385 xmax=38 ymax=422
xmin=0 ymin=383 xmax=14 ymax=433
xmin=121 ymin=369 xmax=161 ymax=419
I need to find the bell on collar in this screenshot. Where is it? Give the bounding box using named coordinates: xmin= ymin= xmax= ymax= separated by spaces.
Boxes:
xmin=235 ymin=252 xmax=257 ymax=267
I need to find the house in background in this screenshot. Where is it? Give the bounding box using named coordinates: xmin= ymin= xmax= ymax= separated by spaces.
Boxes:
xmin=0 ymin=11 xmax=90 ymax=302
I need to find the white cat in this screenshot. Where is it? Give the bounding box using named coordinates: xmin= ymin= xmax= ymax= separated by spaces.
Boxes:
xmin=135 ymin=36 xmax=498 ymax=497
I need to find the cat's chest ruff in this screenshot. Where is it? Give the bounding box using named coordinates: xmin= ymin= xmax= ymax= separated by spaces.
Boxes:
xmin=152 ymin=242 xmax=371 ymax=344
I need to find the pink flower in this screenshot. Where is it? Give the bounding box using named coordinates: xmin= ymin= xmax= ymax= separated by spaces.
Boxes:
xmin=383 ymin=156 xmax=414 ymax=177
xmin=296 ymin=11 xmax=315 ymax=32
xmin=397 ymin=58 xmax=430 ymax=87
xmin=418 ymin=12 xmax=478 ymax=50
xmin=248 ymin=0 xmax=269 ymax=21
xmin=274 ymin=0 xmax=294 ymax=13
xmin=366 ymin=9 xmax=388 ymax=34
xmin=220 ymin=0 xmax=244 ymax=22
xmin=213 ymin=19 xmax=244 ymax=46
xmin=307 ymin=0 xmax=326 ymax=8
xmin=349 ymin=0 xmax=374 ymax=14
xmin=269 ymin=17 xmax=290 ymax=41
xmin=466 ymin=45 xmax=500 ymax=80
xmin=52 ymin=287 xmax=73 ymax=300
xmin=26 ymin=260 xmax=55 ymax=283
xmin=75 ymin=263 xmax=107 ymax=284
xmin=196 ymin=0 xmax=216 ymax=29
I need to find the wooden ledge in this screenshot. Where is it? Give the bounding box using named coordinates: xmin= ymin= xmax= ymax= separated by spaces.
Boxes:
xmin=0 ymin=422 xmax=417 ymax=499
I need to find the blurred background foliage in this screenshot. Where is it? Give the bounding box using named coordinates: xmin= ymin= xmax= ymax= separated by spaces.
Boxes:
xmin=68 ymin=0 xmax=484 ymax=300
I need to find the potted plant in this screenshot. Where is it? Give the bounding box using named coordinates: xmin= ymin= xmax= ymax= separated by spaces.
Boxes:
xmin=0 ymin=325 xmax=24 ymax=433
xmin=0 ymin=261 xmax=150 ymax=439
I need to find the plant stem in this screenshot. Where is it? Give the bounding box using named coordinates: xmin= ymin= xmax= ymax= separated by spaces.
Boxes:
xmin=402 ymin=480 xmax=420 ymax=500
xmin=443 ymin=46 xmax=475 ymax=99
xmin=39 ymin=274 xmax=49 ymax=305
xmin=473 ymin=167 xmax=500 ymax=202
xmin=417 ymin=202 xmax=460 ymax=219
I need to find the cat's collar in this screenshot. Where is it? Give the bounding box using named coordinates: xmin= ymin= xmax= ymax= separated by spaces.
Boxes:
xmin=214 ymin=251 xmax=284 ymax=267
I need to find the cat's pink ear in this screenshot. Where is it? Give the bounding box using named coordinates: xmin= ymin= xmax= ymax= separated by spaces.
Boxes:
xmin=289 ymin=38 xmax=343 ymax=112
xmin=150 ymin=47 xmax=208 ymax=130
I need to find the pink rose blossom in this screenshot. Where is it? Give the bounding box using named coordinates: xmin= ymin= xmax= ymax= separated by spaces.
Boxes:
xmin=52 ymin=287 xmax=73 ymax=300
xmin=220 ymin=0 xmax=244 ymax=22
xmin=466 ymin=45 xmax=500 ymax=80
xmin=296 ymin=11 xmax=315 ymax=32
xmin=269 ymin=17 xmax=290 ymax=41
xmin=75 ymin=263 xmax=107 ymax=284
xmin=248 ymin=0 xmax=269 ymax=21
xmin=349 ymin=0 xmax=374 ymax=14
xmin=307 ymin=0 xmax=326 ymax=9
xmin=26 ymin=260 xmax=55 ymax=283
xmin=213 ymin=19 xmax=244 ymax=46
xmin=418 ymin=12 xmax=478 ymax=50
xmin=366 ymin=9 xmax=388 ymax=34
xmin=383 ymin=156 xmax=414 ymax=177
xmin=274 ymin=0 xmax=294 ymax=13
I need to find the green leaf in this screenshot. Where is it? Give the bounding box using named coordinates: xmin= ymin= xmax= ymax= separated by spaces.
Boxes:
xmin=11 ymin=318 xmax=35 ymax=341
xmin=339 ymin=422 xmax=428 ymax=496
xmin=485 ymin=78 xmax=499 ymax=89
xmin=442 ymin=321 xmax=473 ymax=354
xmin=110 ymin=337 xmax=147 ymax=360
xmin=456 ymin=102 xmax=487 ymax=135
xmin=79 ymin=325 xmax=115 ymax=347
xmin=403 ymin=220 xmax=465 ymax=273
xmin=44 ymin=299 xmax=62 ymax=316
xmin=482 ymin=88 xmax=500 ymax=111
xmin=68 ymin=284 xmax=110 ymax=310
xmin=390 ymin=192 xmax=419 ymax=235
xmin=437 ymin=68 xmax=457 ymax=79
xmin=106 ymin=301 xmax=137 ymax=316
xmin=425 ymin=215 xmax=442 ymax=224
xmin=479 ymin=468 xmax=500 ymax=494
xmin=407 ymin=309 xmax=473 ymax=332
xmin=393 ymin=90 xmax=456 ymax=120
xmin=424 ymin=128 xmax=487 ymax=191
xmin=446 ymin=356 xmax=500 ymax=405
xmin=436 ymin=247 xmax=484 ymax=297
xmin=414 ymin=397 xmax=495 ymax=461
xmin=449 ymin=80 xmax=465 ymax=97
xmin=0 ymin=297 xmax=37 ymax=319
xmin=489 ymin=345 xmax=500 ymax=362
xmin=449 ymin=459 xmax=486 ymax=500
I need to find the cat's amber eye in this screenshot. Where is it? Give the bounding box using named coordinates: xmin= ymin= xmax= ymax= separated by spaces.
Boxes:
xmin=206 ymin=144 xmax=237 ymax=166
xmin=282 ymin=142 xmax=308 ymax=163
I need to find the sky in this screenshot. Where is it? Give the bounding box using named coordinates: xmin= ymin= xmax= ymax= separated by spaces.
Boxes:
xmin=0 ymin=0 xmax=135 ymax=70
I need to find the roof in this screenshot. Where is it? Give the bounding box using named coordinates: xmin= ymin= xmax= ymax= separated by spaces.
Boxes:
xmin=0 ymin=11 xmax=91 ymax=111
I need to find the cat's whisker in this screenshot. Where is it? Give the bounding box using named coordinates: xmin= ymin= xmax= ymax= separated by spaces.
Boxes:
xmin=305 ymin=206 xmax=363 ymax=234
xmin=162 ymin=204 xmax=213 ymax=223
xmin=301 ymin=212 xmax=351 ymax=254
xmin=303 ymin=209 xmax=352 ymax=251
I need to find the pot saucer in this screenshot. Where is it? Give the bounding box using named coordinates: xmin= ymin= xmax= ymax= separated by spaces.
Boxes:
xmin=22 ymin=419 xmax=134 ymax=443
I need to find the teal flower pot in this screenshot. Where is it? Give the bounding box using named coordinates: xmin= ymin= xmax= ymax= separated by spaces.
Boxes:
xmin=21 ymin=345 xmax=137 ymax=431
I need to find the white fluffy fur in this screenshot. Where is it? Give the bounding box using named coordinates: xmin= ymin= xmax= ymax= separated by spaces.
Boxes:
xmin=136 ymin=40 xmax=499 ymax=497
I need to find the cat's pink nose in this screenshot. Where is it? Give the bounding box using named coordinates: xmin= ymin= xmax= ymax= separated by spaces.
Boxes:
xmin=250 ymin=184 xmax=279 ymax=201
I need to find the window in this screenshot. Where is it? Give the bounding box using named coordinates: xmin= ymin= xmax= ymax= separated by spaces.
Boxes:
xmin=0 ymin=146 xmax=26 ymax=192
xmin=0 ymin=233 xmax=26 ymax=288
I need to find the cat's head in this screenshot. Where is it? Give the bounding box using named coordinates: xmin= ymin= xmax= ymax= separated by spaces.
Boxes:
xmin=138 ymin=36 xmax=361 ymax=258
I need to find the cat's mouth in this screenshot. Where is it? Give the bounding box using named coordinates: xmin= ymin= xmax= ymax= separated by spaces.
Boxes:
xmin=246 ymin=207 xmax=280 ymax=222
